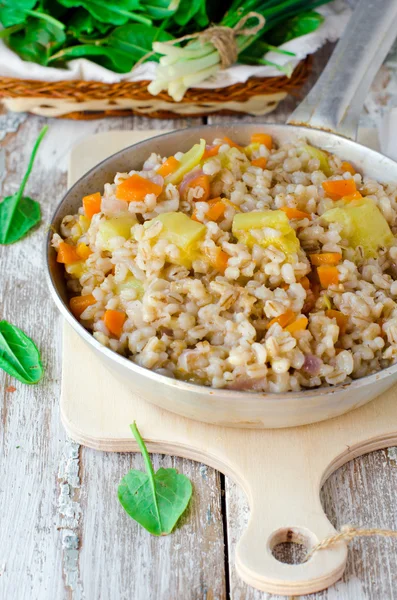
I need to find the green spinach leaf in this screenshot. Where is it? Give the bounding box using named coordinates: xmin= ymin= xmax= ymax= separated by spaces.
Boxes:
xmin=8 ymin=19 xmax=66 ymax=64
xmin=266 ymin=11 xmax=325 ymax=46
xmin=118 ymin=422 xmax=192 ymax=535
xmin=172 ymin=0 xmax=208 ymax=27
xmin=0 ymin=126 xmax=47 ymax=244
xmin=49 ymin=24 xmax=173 ymax=72
xmin=0 ymin=196 xmax=41 ymax=244
xmin=49 ymin=43 xmax=134 ymax=72
xmin=141 ymin=0 xmax=179 ymax=20
xmin=0 ymin=0 xmax=66 ymax=30
xmin=67 ymin=7 xmax=111 ymax=37
xmin=0 ymin=321 xmax=43 ymax=384
xmin=106 ymin=23 xmax=173 ymax=60
xmin=57 ymin=0 xmax=152 ymax=26
xmin=0 ymin=0 xmax=36 ymax=27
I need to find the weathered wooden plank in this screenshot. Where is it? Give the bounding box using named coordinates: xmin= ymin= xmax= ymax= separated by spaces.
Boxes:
xmin=79 ymin=452 xmax=226 ymax=600
xmin=0 ymin=112 xmax=68 ymax=600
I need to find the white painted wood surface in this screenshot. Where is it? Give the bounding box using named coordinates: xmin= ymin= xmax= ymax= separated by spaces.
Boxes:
xmin=2 ymin=41 xmax=397 ymax=599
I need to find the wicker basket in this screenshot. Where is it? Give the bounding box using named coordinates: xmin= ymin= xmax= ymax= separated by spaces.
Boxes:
xmin=0 ymin=58 xmax=311 ymax=119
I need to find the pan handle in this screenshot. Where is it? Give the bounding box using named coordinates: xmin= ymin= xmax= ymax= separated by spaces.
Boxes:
xmin=288 ymin=0 xmax=397 ymax=139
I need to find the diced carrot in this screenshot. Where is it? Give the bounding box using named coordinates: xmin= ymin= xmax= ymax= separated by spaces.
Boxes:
xmin=214 ymin=249 xmax=229 ymax=274
xmin=309 ymin=253 xmax=342 ymax=266
xmin=280 ymin=206 xmax=312 ymax=220
xmin=183 ymin=174 xmax=210 ymax=202
xmin=206 ymin=199 xmax=226 ymax=222
xmin=57 ymin=241 xmax=80 ymax=264
xmin=104 ymin=309 xmax=127 ymax=338
xmin=157 ymin=156 xmax=180 ymax=177
xmin=223 ymin=136 xmax=243 ymax=150
xmin=341 ymin=161 xmax=355 ymax=175
xmin=325 ymin=309 xmax=348 ymax=335
xmin=251 ymin=157 xmax=268 ymax=169
xmin=298 ymin=275 xmax=311 ymax=290
xmin=76 ymin=242 xmax=92 ymax=260
xmin=70 ymin=294 xmax=96 ymax=318
xmin=191 ymin=198 xmax=223 ymax=221
xmin=203 ymin=144 xmax=221 ymax=160
xmin=205 ymin=247 xmax=229 ymax=274
xmin=116 ymin=174 xmax=163 ymax=202
xmin=318 ymin=265 xmax=339 ymax=288
xmin=285 ymin=316 xmax=308 ymax=333
xmin=250 ymin=133 xmax=272 ymax=150
xmin=343 ymin=191 xmax=362 ymax=202
xmin=266 ymin=309 xmax=295 ymax=330
xmin=83 ymin=192 xmax=102 ymax=219
xmin=322 ymin=178 xmax=357 ymax=200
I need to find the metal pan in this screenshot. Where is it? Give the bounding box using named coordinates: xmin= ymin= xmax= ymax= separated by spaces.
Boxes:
xmin=46 ymin=0 xmax=397 ymax=428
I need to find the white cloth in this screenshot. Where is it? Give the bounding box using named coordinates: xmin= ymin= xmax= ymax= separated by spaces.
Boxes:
xmin=0 ymin=2 xmax=351 ymax=88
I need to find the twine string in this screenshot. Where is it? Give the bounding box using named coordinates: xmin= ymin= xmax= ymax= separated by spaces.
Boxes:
xmin=306 ymin=525 xmax=397 ymax=562
xmin=134 ymin=12 xmax=265 ymax=71
xmin=200 ymin=12 xmax=266 ymax=69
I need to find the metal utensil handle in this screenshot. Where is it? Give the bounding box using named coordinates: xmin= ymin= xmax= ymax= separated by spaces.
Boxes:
xmin=288 ymin=0 xmax=397 ymax=139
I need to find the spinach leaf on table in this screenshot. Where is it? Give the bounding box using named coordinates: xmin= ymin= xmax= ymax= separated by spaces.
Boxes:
xmin=0 ymin=126 xmax=47 ymax=245
xmin=0 ymin=321 xmax=43 ymax=384
xmin=118 ymin=423 xmax=192 ymax=535
xmin=8 ymin=19 xmax=66 ymax=64
xmin=49 ymin=24 xmax=173 ymax=72
xmin=57 ymin=0 xmax=152 ymax=26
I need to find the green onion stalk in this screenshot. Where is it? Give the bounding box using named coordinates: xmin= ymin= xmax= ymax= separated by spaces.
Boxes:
xmin=148 ymin=0 xmax=332 ymax=101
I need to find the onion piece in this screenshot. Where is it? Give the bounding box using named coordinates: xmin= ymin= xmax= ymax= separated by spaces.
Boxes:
xmin=179 ymin=168 xmax=203 ymax=199
xmin=226 ymin=376 xmax=266 ymax=391
xmin=301 ymin=354 xmax=322 ymax=376
xmin=150 ymin=174 xmax=164 ymax=188
xmin=101 ymin=195 xmax=129 ymax=216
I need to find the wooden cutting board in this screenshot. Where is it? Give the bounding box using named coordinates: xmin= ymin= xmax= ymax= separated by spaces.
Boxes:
xmin=61 ymin=129 xmax=397 ymax=597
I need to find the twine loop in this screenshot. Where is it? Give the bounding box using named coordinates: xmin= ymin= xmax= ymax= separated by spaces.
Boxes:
xmin=306 ymin=525 xmax=397 ymax=562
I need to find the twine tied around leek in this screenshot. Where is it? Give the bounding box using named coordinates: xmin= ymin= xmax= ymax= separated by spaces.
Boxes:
xmin=306 ymin=525 xmax=397 ymax=562
xmin=141 ymin=12 xmax=266 ymax=101
xmin=135 ymin=12 xmax=265 ymax=71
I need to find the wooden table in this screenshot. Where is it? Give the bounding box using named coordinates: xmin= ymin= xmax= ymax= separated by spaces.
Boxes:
xmin=1 ymin=45 xmax=397 ymax=600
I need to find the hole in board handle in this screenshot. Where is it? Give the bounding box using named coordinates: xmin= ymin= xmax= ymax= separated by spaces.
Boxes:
xmin=268 ymin=527 xmax=317 ymax=565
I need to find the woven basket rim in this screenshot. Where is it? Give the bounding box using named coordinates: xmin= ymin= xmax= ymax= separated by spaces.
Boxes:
xmin=0 ymin=57 xmax=311 ymax=103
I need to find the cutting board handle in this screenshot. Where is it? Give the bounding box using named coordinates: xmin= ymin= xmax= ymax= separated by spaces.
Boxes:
xmin=233 ymin=473 xmax=347 ymax=596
